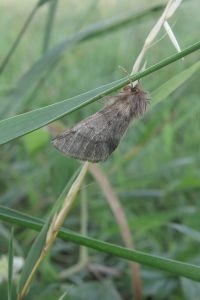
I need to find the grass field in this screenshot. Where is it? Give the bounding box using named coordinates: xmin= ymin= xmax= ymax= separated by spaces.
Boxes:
xmin=0 ymin=1 xmax=200 ymax=299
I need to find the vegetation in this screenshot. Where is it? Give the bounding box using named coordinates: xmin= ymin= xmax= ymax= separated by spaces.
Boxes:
xmin=0 ymin=0 xmax=200 ymax=299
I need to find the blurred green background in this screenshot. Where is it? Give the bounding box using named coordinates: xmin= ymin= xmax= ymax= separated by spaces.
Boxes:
xmin=0 ymin=0 xmax=200 ymax=299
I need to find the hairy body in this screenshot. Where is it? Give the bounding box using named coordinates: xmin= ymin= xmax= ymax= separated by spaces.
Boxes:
xmin=52 ymin=83 xmax=149 ymax=162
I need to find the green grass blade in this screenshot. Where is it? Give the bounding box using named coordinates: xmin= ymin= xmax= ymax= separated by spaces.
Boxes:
xmin=38 ymin=0 xmax=56 ymax=7
xmin=0 ymin=40 xmax=200 ymax=145
xmin=3 ymin=4 xmax=163 ymax=115
xmin=152 ymin=61 xmax=200 ymax=107
xmin=130 ymin=207 xmax=195 ymax=235
xmin=0 ymin=206 xmax=200 ymax=282
xmin=0 ymin=0 xmax=56 ymax=79
xmin=170 ymin=223 xmax=200 ymax=242
xmin=8 ymin=227 xmax=14 ymax=300
xmin=0 ymin=5 xmax=38 ymax=75
xmin=0 ymin=79 xmax=123 ymax=145
xmin=17 ymin=215 xmax=54 ymax=294
xmin=42 ymin=0 xmax=58 ymax=53
xmin=17 ymin=167 xmax=81 ymax=295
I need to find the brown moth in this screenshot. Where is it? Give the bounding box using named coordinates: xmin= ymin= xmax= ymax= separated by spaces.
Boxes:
xmin=52 ymin=83 xmax=150 ymax=162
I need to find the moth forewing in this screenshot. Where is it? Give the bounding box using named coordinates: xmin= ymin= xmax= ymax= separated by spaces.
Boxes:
xmin=52 ymin=83 xmax=150 ymax=162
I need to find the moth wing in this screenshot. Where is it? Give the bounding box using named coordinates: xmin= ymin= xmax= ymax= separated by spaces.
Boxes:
xmin=52 ymin=107 xmax=123 ymax=162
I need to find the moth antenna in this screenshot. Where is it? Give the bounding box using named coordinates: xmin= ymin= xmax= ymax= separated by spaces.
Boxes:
xmin=118 ymin=65 xmax=137 ymax=89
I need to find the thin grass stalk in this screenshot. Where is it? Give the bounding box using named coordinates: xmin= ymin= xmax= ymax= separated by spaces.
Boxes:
xmin=42 ymin=0 xmax=58 ymax=53
xmin=0 ymin=4 xmax=38 ymax=74
xmin=18 ymin=162 xmax=89 ymax=300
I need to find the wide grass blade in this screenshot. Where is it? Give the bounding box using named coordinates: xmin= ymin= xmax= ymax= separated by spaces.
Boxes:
xmin=0 ymin=206 xmax=200 ymax=282
xmin=17 ymin=167 xmax=81 ymax=297
xmin=3 ymin=4 xmax=162 ymax=116
xmin=0 ymin=41 xmax=199 ymax=145
xmin=152 ymin=61 xmax=200 ymax=107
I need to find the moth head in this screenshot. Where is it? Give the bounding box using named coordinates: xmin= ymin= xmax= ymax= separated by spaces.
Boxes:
xmin=122 ymin=83 xmax=141 ymax=94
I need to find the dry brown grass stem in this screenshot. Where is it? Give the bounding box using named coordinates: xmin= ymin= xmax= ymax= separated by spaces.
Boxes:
xmin=89 ymin=163 xmax=142 ymax=300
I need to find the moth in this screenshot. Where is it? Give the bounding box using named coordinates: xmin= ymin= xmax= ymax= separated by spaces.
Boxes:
xmin=52 ymin=83 xmax=150 ymax=162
